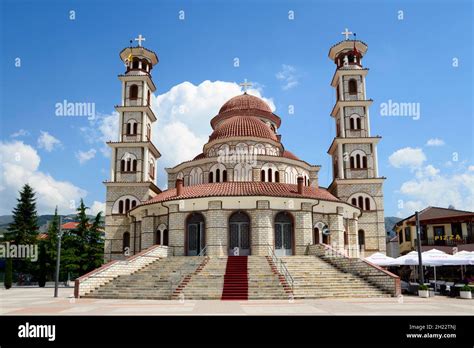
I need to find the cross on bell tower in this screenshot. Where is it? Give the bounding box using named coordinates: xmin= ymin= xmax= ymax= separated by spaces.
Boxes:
xmin=135 ymin=34 xmax=146 ymax=47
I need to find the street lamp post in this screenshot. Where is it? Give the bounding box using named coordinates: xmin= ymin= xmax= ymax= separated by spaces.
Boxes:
xmin=415 ymin=211 xmax=424 ymax=284
xmin=54 ymin=215 xmax=63 ymax=298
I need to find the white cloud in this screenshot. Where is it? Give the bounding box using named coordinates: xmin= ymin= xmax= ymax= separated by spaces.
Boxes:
xmin=396 ymin=164 xmax=474 ymax=216
xmin=0 ymin=140 xmax=87 ymax=215
xmin=75 ymin=149 xmax=97 ymax=164
xmin=37 ymin=131 xmax=61 ymax=152
xmin=81 ymin=80 xmax=274 ymax=188
xmin=89 ymin=201 xmax=105 ymax=216
xmin=10 ymin=129 xmax=30 ymax=138
xmin=388 ymin=147 xmax=426 ymax=169
xmin=426 ymin=138 xmax=445 ymax=146
xmin=275 ymin=64 xmax=299 ymax=90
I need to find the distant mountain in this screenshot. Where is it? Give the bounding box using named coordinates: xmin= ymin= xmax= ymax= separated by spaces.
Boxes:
xmin=385 ymin=216 xmax=402 ymax=237
xmin=0 ymin=214 xmax=102 ymax=233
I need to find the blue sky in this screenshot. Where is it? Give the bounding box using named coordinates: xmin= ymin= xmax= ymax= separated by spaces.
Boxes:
xmin=0 ymin=0 xmax=472 ymax=217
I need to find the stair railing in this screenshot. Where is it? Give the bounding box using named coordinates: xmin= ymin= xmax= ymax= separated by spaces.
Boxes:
xmin=266 ymin=244 xmax=294 ymax=291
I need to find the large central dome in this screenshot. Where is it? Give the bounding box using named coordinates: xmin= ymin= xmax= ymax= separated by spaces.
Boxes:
xmin=209 ymin=116 xmax=278 ymax=141
xmin=218 ymin=93 xmax=272 ymax=114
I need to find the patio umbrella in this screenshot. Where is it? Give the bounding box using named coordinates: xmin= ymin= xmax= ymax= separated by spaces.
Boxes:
xmin=421 ymin=249 xmax=467 ymax=291
xmin=364 ymin=252 xmax=395 ymax=266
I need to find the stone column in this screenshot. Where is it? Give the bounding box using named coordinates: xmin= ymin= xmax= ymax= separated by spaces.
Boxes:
xmin=294 ymin=203 xmax=313 ymax=255
xmin=249 ymin=200 xmax=273 ymax=255
xmin=337 ymin=144 xmax=344 ymax=179
xmin=347 ymin=212 xmax=359 ymax=258
xmin=205 ymin=201 xmax=227 ymax=256
xmin=328 ymin=206 xmax=345 ymax=253
xmin=168 ymin=203 xmax=185 ymax=256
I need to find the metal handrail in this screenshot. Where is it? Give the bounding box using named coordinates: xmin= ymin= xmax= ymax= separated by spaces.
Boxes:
xmin=266 ymin=244 xmax=294 ymax=291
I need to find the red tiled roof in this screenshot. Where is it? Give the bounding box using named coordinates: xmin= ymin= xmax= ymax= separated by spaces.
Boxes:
xmin=139 ymin=182 xmax=339 ymax=206
xmin=193 ymin=153 xmax=206 ymax=160
xmin=396 ymin=206 xmax=474 ymax=226
xmin=219 ymin=93 xmax=272 ymax=114
xmin=282 ymin=150 xmax=300 ymax=160
xmin=210 ymin=116 xmax=278 ymax=142
xmin=61 ymin=222 xmax=79 ymax=230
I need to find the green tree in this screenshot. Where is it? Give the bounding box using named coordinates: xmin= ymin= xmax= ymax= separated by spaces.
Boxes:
xmin=6 ymin=184 xmax=39 ymax=275
xmin=84 ymin=212 xmax=104 ymax=273
xmin=46 ymin=207 xmax=60 ymax=280
xmin=6 ymin=184 xmax=39 ymax=245
xmin=4 ymin=258 xmax=13 ymax=289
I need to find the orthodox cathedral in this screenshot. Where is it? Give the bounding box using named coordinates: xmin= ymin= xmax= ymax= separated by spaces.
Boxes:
xmin=103 ymin=32 xmax=386 ymax=260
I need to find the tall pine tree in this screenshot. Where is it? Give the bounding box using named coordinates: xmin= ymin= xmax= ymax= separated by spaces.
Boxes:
xmin=7 ymin=184 xmax=39 ymax=245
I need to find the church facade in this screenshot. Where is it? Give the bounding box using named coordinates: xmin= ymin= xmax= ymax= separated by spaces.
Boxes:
xmin=103 ymin=34 xmax=386 ymax=260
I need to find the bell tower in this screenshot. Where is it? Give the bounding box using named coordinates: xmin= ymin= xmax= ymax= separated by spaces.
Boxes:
xmin=327 ymin=30 xmax=386 ymax=253
xmin=104 ymin=35 xmax=161 ymax=260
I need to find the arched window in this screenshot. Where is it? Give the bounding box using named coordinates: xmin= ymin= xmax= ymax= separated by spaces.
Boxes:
xmin=132 ymin=58 xmax=139 ymax=69
xmin=132 ymin=159 xmax=137 ymax=172
xmin=350 ymin=118 xmax=355 ymax=130
xmin=123 ymin=232 xmax=130 ymax=251
xmin=223 ymin=170 xmax=227 ymax=182
xmin=118 ymin=200 xmax=124 ymax=214
xmin=129 ymin=84 xmax=138 ymax=100
xmin=350 ymin=157 xmax=355 ymax=169
xmin=120 ymin=159 xmax=125 ymax=172
xmin=234 ymin=163 xmax=252 ymax=182
xmin=351 ymin=198 xmax=357 ymax=206
xmin=362 ymin=156 xmax=367 ymax=169
xmin=126 ymin=159 xmax=131 ymax=171
xmin=356 ymin=117 xmax=361 ymax=129
xmin=365 ymin=197 xmax=371 ymax=211
xmin=216 ymin=169 xmax=220 ymax=183
xmin=356 ymin=154 xmax=361 ymax=168
xmin=133 ymin=122 xmax=138 ymax=135
xmin=268 ymin=168 xmax=272 ymax=182
xmin=358 ymin=196 xmax=363 ymax=209
xmin=261 ymin=170 xmax=265 ymax=182
xmin=131 ymin=200 xmax=137 ymax=208
xmin=126 ymin=123 xmax=131 ymax=135
xmin=358 ymin=229 xmax=365 ymax=250
xmin=125 ymin=199 xmax=130 ymax=212
xmin=209 ymin=171 xmax=214 ymax=183
xmin=348 ymin=79 xmax=357 ymax=95
xmin=275 ymin=171 xmax=280 ymax=183
xmin=163 ymin=229 xmax=169 ymax=246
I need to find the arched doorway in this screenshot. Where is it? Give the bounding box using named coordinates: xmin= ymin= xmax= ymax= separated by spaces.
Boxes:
xmin=156 ymin=224 xmax=168 ymax=246
xmin=313 ymin=227 xmax=320 ymax=244
xmin=186 ymin=213 xmax=205 ymax=256
xmin=229 ymin=211 xmax=250 ymax=256
xmin=358 ymin=229 xmax=365 ymax=251
xmin=123 ymin=232 xmax=130 ymax=252
xmin=274 ymin=212 xmax=294 ymax=256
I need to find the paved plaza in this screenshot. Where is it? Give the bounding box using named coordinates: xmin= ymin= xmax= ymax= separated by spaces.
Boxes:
xmin=0 ymin=287 xmax=473 ymax=315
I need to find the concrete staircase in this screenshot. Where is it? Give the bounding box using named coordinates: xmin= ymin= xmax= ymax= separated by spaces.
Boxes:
xmin=248 ymin=256 xmax=289 ymax=300
xmin=281 ymin=256 xmax=390 ymax=299
xmin=83 ymin=256 xmax=204 ymax=300
xmin=176 ymin=257 xmax=228 ymax=300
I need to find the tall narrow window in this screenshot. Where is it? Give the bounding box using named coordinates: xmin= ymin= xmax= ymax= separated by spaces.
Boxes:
xmin=132 ymin=159 xmax=137 ymax=172
xmin=350 ymin=118 xmax=355 ymax=130
xmin=120 ymin=160 xmax=125 ymax=172
xmin=223 ymin=170 xmax=227 ymax=182
xmin=118 ymin=200 xmax=124 ymax=214
xmin=348 ymin=79 xmax=357 ymax=95
xmin=209 ymin=172 xmax=214 ymax=183
xmin=268 ymin=168 xmax=272 ymax=182
xmin=131 ymin=200 xmax=137 ymax=208
xmin=358 ymin=196 xmax=363 ymax=209
xmin=216 ymin=169 xmax=220 ymax=183
xmin=133 ymin=122 xmax=138 ymax=135
xmin=356 ymin=154 xmax=361 ymax=168
xmin=356 ymin=117 xmax=361 ymax=129
xmin=125 ymin=199 xmax=130 ymax=212
xmin=365 ymin=197 xmax=370 ymax=211
xmin=351 ymin=198 xmax=357 ymax=206
xmin=261 ymin=170 xmax=265 ymax=182
xmin=126 ymin=123 xmax=131 ymax=135
xmin=275 ymin=171 xmax=280 ymax=183
xmin=123 ymin=232 xmax=130 ymax=251
xmin=130 ymin=84 xmax=138 ymax=100
xmin=362 ymin=156 xmax=367 ymax=169
xmin=350 ymin=157 xmax=355 ymax=169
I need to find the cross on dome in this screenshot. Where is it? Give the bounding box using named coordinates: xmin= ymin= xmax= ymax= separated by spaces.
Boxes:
xmin=134 ymin=34 xmax=146 ymax=47
xmin=341 ymin=28 xmax=353 ymax=40
xmin=239 ymin=79 xmax=252 ymax=93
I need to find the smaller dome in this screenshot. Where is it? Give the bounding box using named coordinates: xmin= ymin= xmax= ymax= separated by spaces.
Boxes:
xmin=219 ymin=94 xmax=272 ymax=114
xmin=282 ymin=150 xmax=300 ymax=160
xmin=209 ymin=116 xmax=278 ymax=142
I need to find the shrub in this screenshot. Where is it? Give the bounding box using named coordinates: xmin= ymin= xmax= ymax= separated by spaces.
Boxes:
xmin=418 ymin=284 xmax=429 ymax=291
xmin=460 ymin=285 xmax=472 ymax=292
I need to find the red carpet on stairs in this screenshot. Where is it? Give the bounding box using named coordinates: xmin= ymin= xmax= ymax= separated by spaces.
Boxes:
xmin=221 ymin=256 xmax=248 ymax=300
